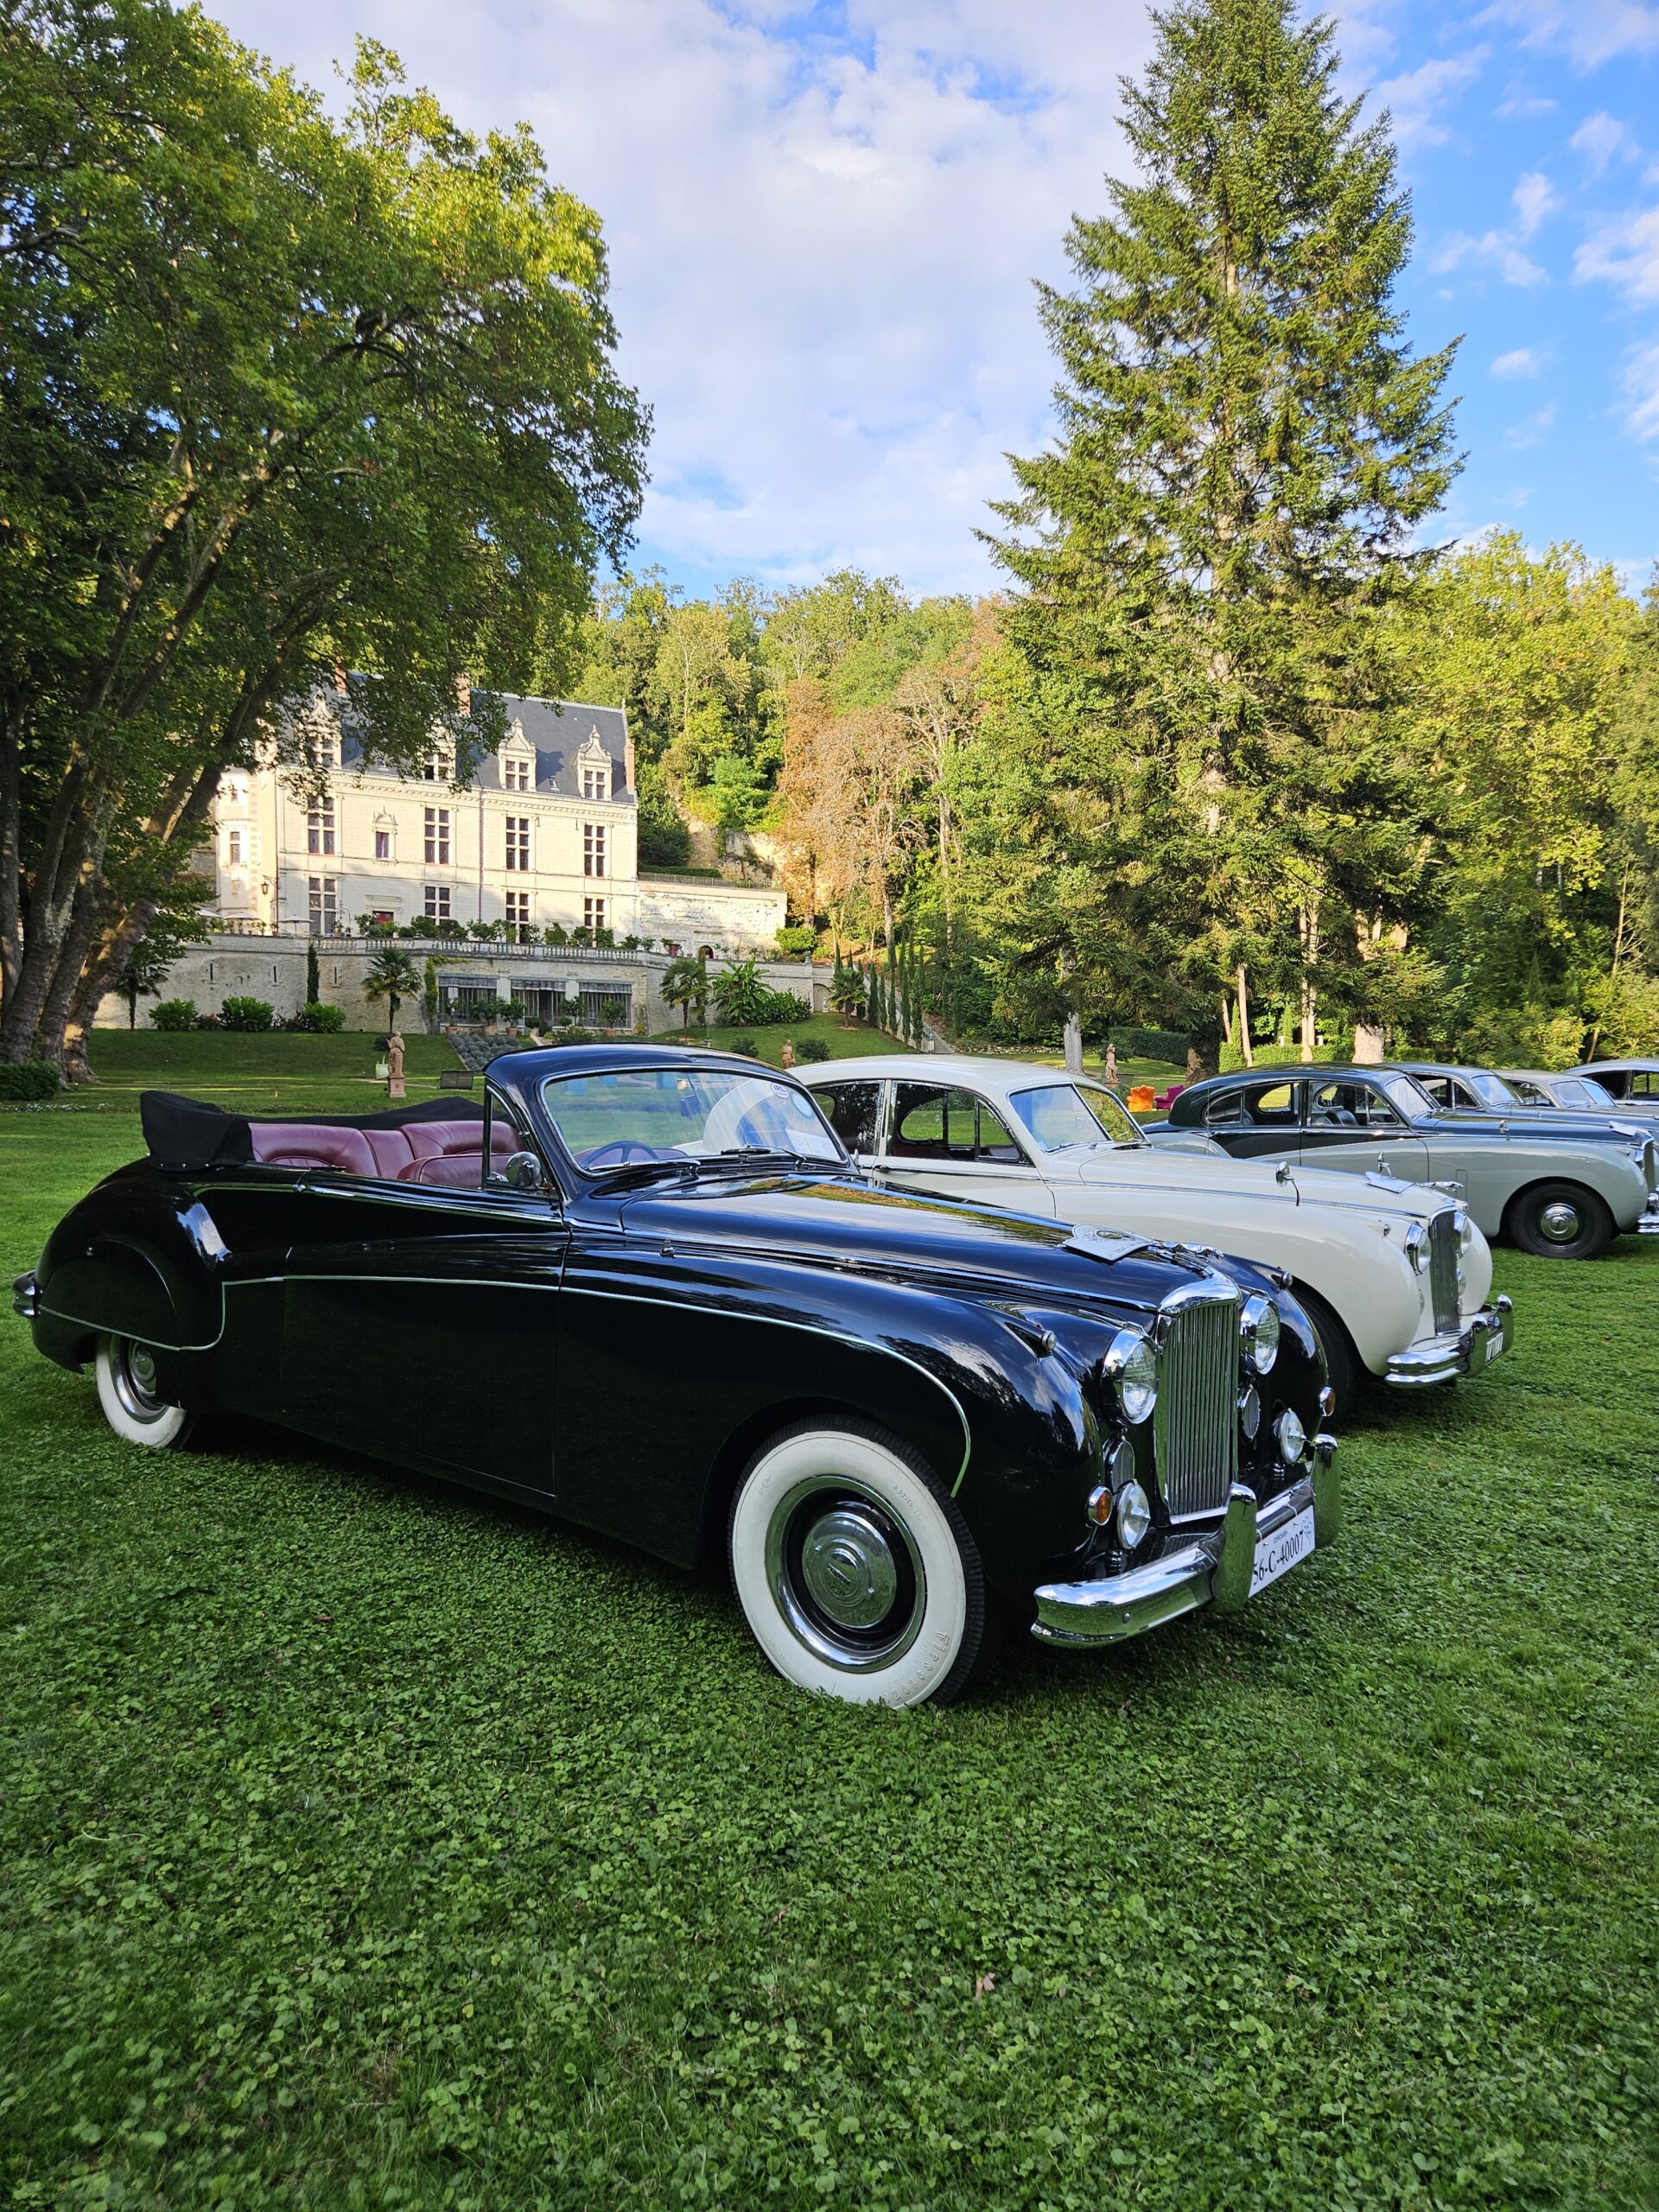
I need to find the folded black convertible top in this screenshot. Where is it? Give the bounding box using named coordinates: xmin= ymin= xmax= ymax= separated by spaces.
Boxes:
xmin=138 ymin=1090 xmax=483 ymax=1172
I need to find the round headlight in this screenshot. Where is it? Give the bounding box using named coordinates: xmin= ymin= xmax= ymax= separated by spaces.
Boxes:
xmin=1275 ymin=1407 xmax=1306 ymax=1465
xmin=1404 ymin=1223 xmax=1430 ymax=1274
xmin=1104 ymin=1435 xmax=1136 ymax=1491
xmin=1454 ymin=1206 xmax=1472 ymax=1255
xmin=1103 ymin=1327 xmax=1158 ymax=1424
xmin=1115 ymin=1479 xmax=1153 ymax=1550
xmin=1241 ymin=1293 xmax=1280 ymax=1375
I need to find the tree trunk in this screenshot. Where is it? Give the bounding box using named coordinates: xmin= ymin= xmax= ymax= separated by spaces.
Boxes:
xmin=0 ymin=694 xmax=23 ymax=1013
xmin=1297 ymin=902 xmax=1319 ymax=1062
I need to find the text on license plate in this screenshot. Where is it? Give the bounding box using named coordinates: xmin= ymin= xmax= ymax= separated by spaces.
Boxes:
xmin=1249 ymin=1503 xmax=1317 ymax=1599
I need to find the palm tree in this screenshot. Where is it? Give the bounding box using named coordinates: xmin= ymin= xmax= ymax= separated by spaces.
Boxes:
xmin=364 ymin=946 xmax=421 ymax=1033
xmin=660 ymin=954 xmax=709 ymax=1039
xmin=830 ymin=961 xmax=865 ymax=1029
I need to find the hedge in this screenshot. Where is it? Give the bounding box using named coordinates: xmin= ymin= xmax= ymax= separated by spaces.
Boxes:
xmin=0 ymin=1060 xmax=60 ymax=1103
xmin=1105 ymin=1026 xmax=1189 ymax=1063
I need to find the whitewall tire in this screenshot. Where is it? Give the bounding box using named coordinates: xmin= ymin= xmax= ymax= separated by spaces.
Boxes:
xmin=94 ymin=1335 xmax=196 ymax=1449
xmin=728 ymin=1420 xmax=994 ymax=1707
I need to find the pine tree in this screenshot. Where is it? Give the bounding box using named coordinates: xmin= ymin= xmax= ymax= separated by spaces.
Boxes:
xmin=989 ymin=0 xmax=1459 ymax=1069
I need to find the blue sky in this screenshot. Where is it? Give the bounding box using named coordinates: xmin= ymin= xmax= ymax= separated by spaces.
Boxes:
xmin=210 ymin=0 xmax=1659 ymax=601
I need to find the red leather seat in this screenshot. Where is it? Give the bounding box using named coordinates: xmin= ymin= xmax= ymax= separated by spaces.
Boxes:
xmin=250 ymin=1123 xmax=378 ymax=1175
xmin=362 ymin=1128 xmax=417 ymax=1179
xmin=398 ymin=1120 xmax=516 ymax=1180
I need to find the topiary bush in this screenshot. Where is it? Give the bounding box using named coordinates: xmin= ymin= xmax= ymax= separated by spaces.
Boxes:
xmin=287 ymin=1001 xmax=346 ymax=1033
xmin=219 ymin=997 xmax=275 ymax=1032
xmin=729 ymin=1035 xmax=760 ymax=1059
xmin=793 ymin=1036 xmax=830 ymax=1063
xmin=0 ymin=1060 xmax=60 ymax=1102
xmin=151 ymin=999 xmax=197 ymax=1032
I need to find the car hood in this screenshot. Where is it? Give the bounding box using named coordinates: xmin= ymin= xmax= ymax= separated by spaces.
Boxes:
xmin=1420 ymin=1109 xmax=1651 ymax=1147
xmin=1070 ymin=1148 xmax=1446 ymax=1220
xmin=613 ymin=1171 xmax=1227 ymax=1316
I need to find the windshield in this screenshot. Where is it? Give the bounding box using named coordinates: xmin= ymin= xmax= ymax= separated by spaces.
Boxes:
xmin=1467 ymin=1071 xmax=1520 ymax=1108
xmin=541 ymin=1066 xmax=844 ymax=1174
xmin=1007 ymin=1082 xmax=1144 ymax=1151
xmin=1558 ymin=1075 xmax=1615 ymax=1108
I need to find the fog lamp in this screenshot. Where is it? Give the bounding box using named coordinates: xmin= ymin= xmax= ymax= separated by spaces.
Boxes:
xmin=1454 ymin=1207 xmax=1472 ymax=1254
xmin=1240 ymin=1293 xmax=1280 ymax=1375
xmin=1103 ymin=1328 xmax=1158 ymax=1424
xmin=1275 ymin=1408 xmax=1307 ymax=1466
xmin=1237 ymin=1382 xmax=1262 ymax=1440
xmin=1115 ymin=1480 xmax=1153 ymax=1549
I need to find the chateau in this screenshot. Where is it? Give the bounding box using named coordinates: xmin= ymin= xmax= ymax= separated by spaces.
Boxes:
xmin=205 ymin=684 xmax=785 ymax=950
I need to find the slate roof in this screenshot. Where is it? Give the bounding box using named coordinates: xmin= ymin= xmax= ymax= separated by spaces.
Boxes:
xmin=336 ymin=690 xmax=633 ymax=803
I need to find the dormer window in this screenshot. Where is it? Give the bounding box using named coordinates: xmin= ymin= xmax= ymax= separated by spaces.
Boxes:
xmin=577 ymin=732 xmax=612 ymax=803
xmin=308 ymin=728 xmax=340 ymax=771
xmin=504 ymin=753 xmax=531 ymax=792
xmin=423 ymin=745 xmax=454 ymax=782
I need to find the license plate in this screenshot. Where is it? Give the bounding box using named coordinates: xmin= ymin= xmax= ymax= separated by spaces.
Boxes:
xmin=1249 ymin=1503 xmax=1316 ymax=1599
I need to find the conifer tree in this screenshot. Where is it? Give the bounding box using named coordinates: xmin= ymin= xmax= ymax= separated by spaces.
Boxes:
xmin=989 ymin=0 xmax=1459 ymax=1068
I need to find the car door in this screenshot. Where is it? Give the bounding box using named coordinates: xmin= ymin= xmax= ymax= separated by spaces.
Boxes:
xmin=1299 ymin=1077 xmax=1430 ymax=1183
xmin=277 ymin=1088 xmax=567 ymax=1499
xmin=876 ymin=1082 xmax=1059 ymax=1216
xmin=1194 ymin=1077 xmax=1306 ymax=1160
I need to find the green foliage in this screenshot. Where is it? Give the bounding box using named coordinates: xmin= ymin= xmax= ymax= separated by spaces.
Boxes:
xmin=0 ymin=3 xmax=645 ymax=1070
xmin=0 ymin=1059 xmax=59 ymax=1100
xmin=217 ymin=997 xmax=274 ymax=1033
xmin=712 ymin=957 xmax=771 ymax=1027
xmin=363 ymin=946 xmax=421 ymax=1033
xmin=792 ymin=1035 xmax=830 ymax=1063
xmin=774 ymin=925 xmax=816 ymax=957
xmin=660 ymin=956 xmax=709 ymax=1033
xmin=149 ymin=1000 xmax=198 ymax=1033
xmin=728 ymin=1034 xmax=760 ymax=1058
xmin=287 ymin=1001 xmax=346 ymax=1034
xmin=305 ymin=944 xmax=321 ymax=1004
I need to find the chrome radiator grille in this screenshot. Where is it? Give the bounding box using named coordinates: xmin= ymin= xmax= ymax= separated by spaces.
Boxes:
xmin=1154 ymin=1286 xmax=1240 ymax=1523
xmin=1428 ymin=1207 xmax=1460 ymax=1335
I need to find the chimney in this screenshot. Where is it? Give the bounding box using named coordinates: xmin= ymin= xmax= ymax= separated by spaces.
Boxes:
xmin=332 ymin=664 xmax=348 ymax=695
xmin=455 ymin=672 xmax=472 ymax=715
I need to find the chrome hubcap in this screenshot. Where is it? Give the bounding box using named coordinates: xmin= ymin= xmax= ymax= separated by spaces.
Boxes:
xmin=111 ymin=1338 xmax=170 ymax=1423
xmin=1539 ymin=1201 xmax=1581 ymax=1243
xmin=765 ymin=1476 xmax=925 ymax=1673
xmin=798 ymin=1508 xmax=899 ymax=1630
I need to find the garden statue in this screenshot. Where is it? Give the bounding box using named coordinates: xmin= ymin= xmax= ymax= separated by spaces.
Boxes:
xmin=386 ymin=1031 xmax=406 ymax=1099
xmin=780 ymin=1039 xmax=795 ymax=1070
xmin=1104 ymin=1041 xmax=1118 ymax=1090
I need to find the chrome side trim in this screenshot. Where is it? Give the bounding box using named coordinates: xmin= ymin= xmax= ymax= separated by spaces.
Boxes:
xmin=563 ymin=1284 xmax=974 ymax=1496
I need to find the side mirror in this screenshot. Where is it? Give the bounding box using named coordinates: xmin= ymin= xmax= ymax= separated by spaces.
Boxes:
xmin=499 ymin=1150 xmax=547 ymax=1194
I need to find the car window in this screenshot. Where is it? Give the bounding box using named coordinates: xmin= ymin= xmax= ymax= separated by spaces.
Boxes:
xmin=1417 ymin=1076 xmax=1454 ymax=1108
xmin=541 ymin=1066 xmax=843 ymax=1171
xmin=890 ymin=1084 xmax=1024 ymax=1164
xmin=1207 ymin=1079 xmax=1297 ymax=1128
xmin=1575 ymin=1077 xmax=1616 ymax=1107
xmin=1506 ymin=1077 xmax=1549 ymax=1104
xmin=1308 ymin=1079 xmax=1407 ymax=1130
xmin=1630 ymin=1073 xmax=1657 ymax=1098
xmin=1007 ymin=1082 xmax=1142 ymax=1151
xmin=815 ymin=1079 xmax=883 ymax=1154
xmin=1467 ymin=1071 xmax=1518 ymax=1108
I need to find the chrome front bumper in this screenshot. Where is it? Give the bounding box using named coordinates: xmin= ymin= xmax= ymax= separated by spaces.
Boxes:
xmin=1637 ymin=1195 xmax=1659 ymax=1236
xmin=1384 ymin=1294 xmax=1513 ymax=1388
xmin=11 ymin=1271 xmax=40 ymax=1320
xmin=1030 ymin=1438 xmax=1339 ymax=1651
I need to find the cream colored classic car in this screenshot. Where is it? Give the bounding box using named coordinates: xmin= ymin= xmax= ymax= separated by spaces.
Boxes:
xmin=802 ymin=1054 xmax=1513 ymax=1414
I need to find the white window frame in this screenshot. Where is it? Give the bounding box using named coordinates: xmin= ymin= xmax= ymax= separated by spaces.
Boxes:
xmin=424 ymin=883 xmax=452 ymax=922
xmin=584 ymin=895 xmax=607 ymax=933
xmin=424 ymin=806 xmax=451 ymax=865
xmin=583 ymin=822 xmax=607 ymax=878
xmin=505 ymin=815 xmax=531 ymax=872
xmin=308 ymin=875 xmax=338 ymax=936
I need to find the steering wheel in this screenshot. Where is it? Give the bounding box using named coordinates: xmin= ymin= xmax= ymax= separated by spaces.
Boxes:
xmin=579 ymin=1139 xmax=688 ymax=1169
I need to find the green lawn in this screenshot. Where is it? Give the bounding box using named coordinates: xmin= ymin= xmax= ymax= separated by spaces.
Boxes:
xmin=2 ymin=1065 xmax=1656 ymax=2209
xmin=41 ymin=1029 xmax=463 ymax=1117
xmin=649 ymin=1014 xmax=904 ymax=1065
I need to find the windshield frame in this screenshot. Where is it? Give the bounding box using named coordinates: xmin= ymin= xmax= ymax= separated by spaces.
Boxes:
xmin=1374 ymin=1071 xmax=1439 ymax=1119
xmin=1007 ymin=1078 xmax=1147 ymax=1154
xmin=536 ymin=1061 xmax=850 ymax=1187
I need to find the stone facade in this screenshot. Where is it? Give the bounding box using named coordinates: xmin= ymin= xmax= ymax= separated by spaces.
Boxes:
xmin=96 ymin=934 xmax=826 ymax=1034
xmin=201 ymin=685 xmax=785 ymax=950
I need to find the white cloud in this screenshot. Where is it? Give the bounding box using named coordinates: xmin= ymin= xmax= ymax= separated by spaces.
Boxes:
xmin=1484 ymin=0 xmax=1659 ymax=68
xmin=1372 ymin=50 xmax=1486 ymax=146
xmin=1495 ymin=92 xmax=1557 ymax=117
xmin=1623 ymin=341 xmax=1659 ymax=440
xmin=1491 ymin=345 xmax=1546 ymax=376
xmin=1512 ymin=169 xmax=1559 ymax=238
xmin=1433 ymin=231 xmax=1548 ymax=284
xmin=204 ymin=0 xmax=1159 ymax=594
xmin=1505 ymin=404 xmax=1558 ymax=446
xmin=1570 ymin=111 xmax=1639 ymax=175
xmin=1575 ymin=203 xmax=1659 ymax=301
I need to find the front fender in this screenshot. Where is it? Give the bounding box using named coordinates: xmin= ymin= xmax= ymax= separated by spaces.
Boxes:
xmin=33 ymin=1167 xmax=225 ymax=1363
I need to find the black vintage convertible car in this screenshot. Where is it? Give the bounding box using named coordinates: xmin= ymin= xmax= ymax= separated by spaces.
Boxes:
xmin=13 ymin=1046 xmax=1338 ymax=1705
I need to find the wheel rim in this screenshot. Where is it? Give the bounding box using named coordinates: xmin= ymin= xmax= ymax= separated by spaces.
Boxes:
xmin=764 ymin=1474 xmax=926 ymax=1674
xmin=1538 ymin=1200 xmax=1582 ymax=1243
xmin=110 ymin=1338 xmax=173 ymax=1425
